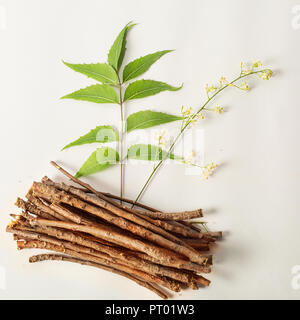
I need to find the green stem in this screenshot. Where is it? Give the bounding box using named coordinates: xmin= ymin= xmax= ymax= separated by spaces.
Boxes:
xmin=132 ymin=69 xmax=269 ymax=206
xmin=118 ymin=76 xmax=124 ymax=203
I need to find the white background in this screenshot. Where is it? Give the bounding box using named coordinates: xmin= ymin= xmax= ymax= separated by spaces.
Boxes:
xmin=0 ymin=0 xmax=299 ymax=300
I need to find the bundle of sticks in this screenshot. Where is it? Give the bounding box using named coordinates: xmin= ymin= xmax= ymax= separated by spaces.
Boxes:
xmin=6 ymin=161 xmax=222 ymax=299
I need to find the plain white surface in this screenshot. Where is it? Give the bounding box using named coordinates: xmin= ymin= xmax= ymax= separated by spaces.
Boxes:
xmin=0 ymin=0 xmax=299 ymax=300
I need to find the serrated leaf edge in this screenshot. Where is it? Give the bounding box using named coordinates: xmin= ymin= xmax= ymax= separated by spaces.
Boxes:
xmin=124 ymin=80 xmax=183 ymax=101
xmin=122 ymin=50 xmax=174 ymax=82
xmin=62 ymin=61 xmax=118 ymax=84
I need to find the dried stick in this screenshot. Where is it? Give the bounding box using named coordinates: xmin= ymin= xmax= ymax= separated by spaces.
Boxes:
xmin=138 ymin=209 xmax=203 ymax=221
xmin=38 ymin=202 xmax=129 ymax=247
xmin=17 ymin=240 xmax=181 ymax=293
xmin=49 ymin=203 xmax=99 ymax=227
xmin=8 ymin=226 xmax=199 ymax=284
xmin=15 ymin=198 xmax=53 ymax=220
xmin=20 ymin=211 xmax=139 ymax=252
xmin=45 ymin=168 xmax=203 ymax=248
xmin=178 ymin=222 xmax=222 ymax=240
xmin=74 ymin=184 xmax=159 ymax=212
xmin=29 ymin=253 xmax=168 ymax=299
xmin=48 ymin=163 xmax=150 ymax=217
xmin=42 ymin=176 xmax=208 ymax=252
xmin=132 ymin=251 xmax=212 ymax=274
xmin=77 ymin=186 xmax=202 ymax=221
xmin=193 ymin=275 xmax=211 ymax=287
xmin=21 ymin=214 xmax=210 ymax=268
xmin=17 ymin=210 xmax=211 ymax=269
xmin=22 ymin=223 xmax=206 ymax=273
xmin=48 ymin=188 xmax=203 ymax=242
xmin=32 ymin=182 xmax=208 ymax=265
xmin=203 ymin=231 xmax=222 ymax=239
xmin=183 ymin=241 xmax=209 ymax=251
xmin=10 ymin=227 xmax=116 ymax=261
xmin=54 ymin=206 xmax=130 ymax=245
xmin=102 ymin=193 xmax=159 ymax=212
xmin=26 ymin=193 xmax=68 ymax=222
xmin=6 ymin=166 xmax=223 ymax=298
xmin=42 ymin=177 xmax=197 ymax=246
xmin=10 ymin=210 xmax=118 ymax=249
xmin=47 ymin=166 xmax=212 ymax=251
xmin=150 ymin=219 xmax=203 ymax=239
xmin=180 ymin=220 xmax=203 ymax=231
xmin=62 ymin=176 xmax=203 ymax=221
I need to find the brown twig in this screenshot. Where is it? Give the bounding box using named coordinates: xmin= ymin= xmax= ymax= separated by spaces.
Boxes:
xmin=150 ymin=219 xmax=204 ymax=239
xmin=41 ymin=177 xmax=196 ymax=246
xmin=26 ymin=193 xmax=69 ymax=222
xmin=15 ymin=198 xmax=53 ymax=220
xmin=133 ymin=251 xmax=212 ymax=273
xmin=21 ymin=214 xmax=210 ymax=268
xmin=29 ymin=253 xmax=169 ymax=299
xmin=45 ymin=168 xmax=207 ymax=248
xmin=17 ymin=240 xmax=181 ymax=293
xmin=72 ymin=185 xmax=159 ymax=212
xmin=138 ymin=209 xmax=203 ymax=221
xmin=41 ymin=176 xmax=212 ymax=248
xmin=8 ymin=225 xmax=202 ymax=284
xmin=6 ymin=166 xmax=223 ymax=299
xmin=16 ymin=221 xmax=207 ymax=273
xmin=55 ymin=174 xmax=203 ymax=221
xmin=32 ymin=182 xmax=208 ymax=265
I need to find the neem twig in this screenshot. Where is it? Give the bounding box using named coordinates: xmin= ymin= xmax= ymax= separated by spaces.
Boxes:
xmin=41 ymin=177 xmax=195 ymax=247
xmin=17 ymin=240 xmax=181 ymax=293
xmin=71 ymin=185 xmax=159 ymax=213
xmin=8 ymin=225 xmax=200 ymax=284
xmin=26 ymin=193 xmax=69 ymax=222
xmin=138 ymin=209 xmax=203 ymax=221
xmin=47 ymin=165 xmax=204 ymax=240
xmin=32 ymin=182 xmax=208 ymax=265
xmin=29 ymin=253 xmax=168 ymax=299
xmin=6 ymin=168 xmax=223 ymax=299
xmin=15 ymin=198 xmax=54 ymax=220
xmin=22 ymin=214 xmax=210 ymax=268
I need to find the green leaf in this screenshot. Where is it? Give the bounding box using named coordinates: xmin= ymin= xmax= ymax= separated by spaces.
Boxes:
xmin=126 ymin=110 xmax=183 ymax=132
xmin=75 ymin=147 xmax=120 ymax=178
xmin=61 ymin=84 xmax=119 ymax=104
xmin=124 ymin=80 xmax=183 ymax=101
xmin=62 ymin=61 xmax=118 ymax=85
xmin=127 ymin=144 xmax=182 ymax=161
xmin=62 ymin=126 xmax=119 ymax=150
xmin=122 ymin=50 xmax=173 ymax=82
xmin=108 ymin=21 xmax=135 ymax=71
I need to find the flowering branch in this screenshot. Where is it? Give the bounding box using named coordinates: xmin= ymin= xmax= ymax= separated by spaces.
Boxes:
xmin=132 ymin=61 xmax=273 ymax=205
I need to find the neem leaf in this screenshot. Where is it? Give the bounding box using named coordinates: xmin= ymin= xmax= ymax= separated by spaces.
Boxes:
xmin=62 ymin=126 xmax=119 ymax=150
xmin=124 ymin=80 xmax=183 ymax=101
xmin=127 ymin=144 xmax=182 ymax=161
xmin=62 ymin=61 xmax=118 ymax=85
xmin=108 ymin=21 xmax=135 ymax=71
xmin=61 ymin=84 xmax=119 ymax=104
xmin=126 ymin=110 xmax=183 ymax=132
xmin=75 ymin=147 xmax=119 ymax=178
xmin=122 ymin=50 xmax=173 ymax=82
